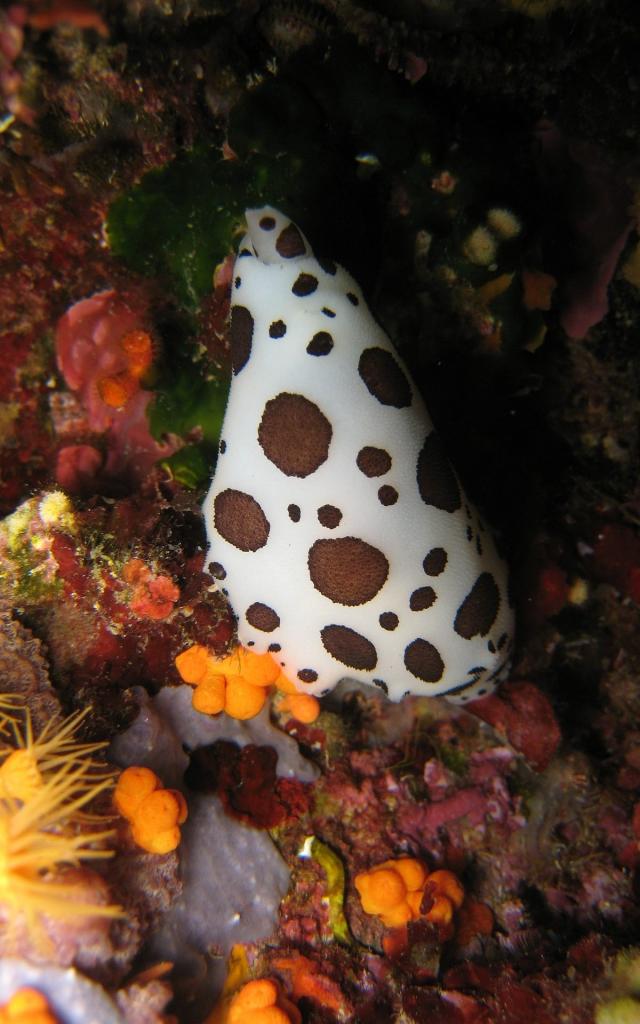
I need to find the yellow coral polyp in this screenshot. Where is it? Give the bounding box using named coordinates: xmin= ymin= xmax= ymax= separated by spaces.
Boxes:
xmin=0 ymin=987 xmax=60 ymax=1024
xmin=114 ymin=766 xmax=187 ymax=854
xmin=38 ymin=491 xmax=75 ymax=531
xmin=0 ymin=750 xmax=43 ymax=801
xmin=355 ymin=859 xmax=465 ymax=933
xmin=228 ymin=979 xmax=301 ymax=1024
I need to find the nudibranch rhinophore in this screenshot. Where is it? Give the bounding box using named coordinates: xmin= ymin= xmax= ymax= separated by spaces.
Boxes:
xmin=203 ymin=206 xmax=514 ymax=704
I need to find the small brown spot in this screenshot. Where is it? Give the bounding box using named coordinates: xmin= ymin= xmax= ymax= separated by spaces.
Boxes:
xmin=259 ymin=393 xmax=332 ymax=478
xmin=454 ymin=573 xmax=501 ymax=639
xmin=246 ymin=602 xmax=280 ymax=632
xmin=358 ymin=348 xmax=412 ymax=408
xmin=234 ymin=276 xmax=241 ymax=289
xmin=378 ymin=485 xmax=398 ymax=506
xmin=208 ymin=561 xmax=226 ymax=580
xmin=409 ymin=587 xmax=437 ymax=611
xmin=404 ymin=638 xmax=445 ymax=683
xmin=307 ymin=331 xmax=334 ymax=356
xmin=347 ymin=291 xmax=359 ymax=305
xmin=230 ymin=306 xmax=253 ymax=375
xmin=317 ymin=504 xmax=342 ymax=529
xmin=308 ymin=537 xmax=389 ymax=606
xmin=373 ymin=678 xmax=388 ymax=694
xmin=297 ymin=668 xmax=318 ymax=683
xmin=276 ymin=223 xmax=307 ymax=258
xmin=357 ymin=447 xmax=391 ymax=477
xmin=322 ymin=307 xmax=336 ymax=318
xmin=423 ymin=548 xmax=447 ymax=576
xmin=268 ymin=643 xmax=281 ymax=652
xmin=259 ymin=215 xmax=276 ymax=230
xmin=379 ymin=611 xmax=398 ymax=630
xmin=292 ymin=273 xmax=318 ymax=297
xmin=321 ymin=624 xmax=377 ymax=670
xmin=213 ymin=489 xmax=270 ymax=552
xmin=219 ymin=440 xmax=227 ymax=454
xmin=269 ymin=320 xmax=287 ymax=338
xmin=288 ymin=504 xmax=301 ymax=522
xmin=417 ymin=432 xmax=461 ymax=513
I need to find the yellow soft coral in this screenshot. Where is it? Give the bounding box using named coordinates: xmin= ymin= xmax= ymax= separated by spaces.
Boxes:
xmin=355 ymin=858 xmax=464 ymax=934
xmin=114 ymin=766 xmax=187 ymax=854
xmin=0 ymin=988 xmax=60 ymax=1024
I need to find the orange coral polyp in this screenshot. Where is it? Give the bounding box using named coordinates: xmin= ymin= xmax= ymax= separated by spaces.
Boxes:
xmin=97 ymin=370 xmax=139 ymax=409
xmin=175 ymin=645 xmax=210 ymax=685
xmin=355 ymin=858 xmax=466 ymax=932
xmin=224 ymin=676 xmax=267 ymax=720
xmin=114 ymin=766 xmax=160 ymax=820
xmin=228 ymin=979 xmax=300 ymax=1024
xmin=0 ymin=987 xmax=59 ymax=1024
xmin=355 ymin=866 xmax=407 ymax=915
xmin=278 ymin=693 xmax=321 ymax=724
xmin=192 ymin=674 xmax=226 ymax=715
xmin=120 ymin=329 xmax=153 ymax=378
xmin=427 ymin=869 xmax=465 ymax=909
xmin=0 ymin=749 xmax=43 ymax=802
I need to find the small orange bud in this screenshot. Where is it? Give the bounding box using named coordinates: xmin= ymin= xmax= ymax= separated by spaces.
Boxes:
xmin=114 ymin=766 xmax=160 ymax=821
xmin=175 ymin=645 xmax=211 ymax=685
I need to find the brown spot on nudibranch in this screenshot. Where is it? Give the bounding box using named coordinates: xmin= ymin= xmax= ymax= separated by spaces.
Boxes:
xmin=317 ymin=505 xmax=342 ymax=529
xmin=269 ymin=643 xmax=281 ymax=652
xmin=269 ymin=320 xmax=287 ymax=338
xmin=258 ymin=393 xmax=332 ymax=477
xmin=297 ymin=668 xmax=318 ymax=683
xmin=307 ymin=331 xmax=334 ymax=356
xmin=317 ymin=257 xmax=337 ymax=275
xmin=292 ymin=273 xmax=318 ymax=297
xmin=423 ymin=547 xmax=447 ymax=575
xmin=357 ymin=447 xmax=392 ymax=477
xmin=288 ymin=503 xmax=301 ymax=522
xmin=346 ymin=291 xmax=359 ymax=305
xmin=417 ymin=433 xmax=462 ymax=513
xmin=259 ymin=215 xmax=276 ymax=230
xmin=454 ymin=572 xmax=501 ymax=639
xmin=246 ymin=602 xmax=280 ymax=632
xmin=379 ymin=611 xmax=399 ymax=630
xmin=378 ymin=485 xmax=398 ymax=506
xmin=321 ymin=624 xmax=377 ymax=670
xmin=230 ymin=306 xmax=253 ymax=375
xmin=208 ymin=561 xmax=226 ymax=580
xmin=308 ymin=537 xmax=389 ymax=606
xmin=409 ymin=587 xmax=437 ymax=611
xmin=213 ymin=489 xmax=270 ymax=552
xmin=276 ymin=223 xmax=307 ymax=258
xmin=358 ymin=348 xmax=412 ymax=408
xmin=404 ymin=638 xmax=445 ymax=683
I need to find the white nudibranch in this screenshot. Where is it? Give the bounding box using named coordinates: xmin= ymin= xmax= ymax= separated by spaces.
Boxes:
xmin=203 ymin=206 xmax=514 ymax=704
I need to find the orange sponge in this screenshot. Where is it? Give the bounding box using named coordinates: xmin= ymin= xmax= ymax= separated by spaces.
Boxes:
xmin=228 ymin=979 xmax=300 ymax=1024
xmin=114 ymin=766 xmax=187 ymax=854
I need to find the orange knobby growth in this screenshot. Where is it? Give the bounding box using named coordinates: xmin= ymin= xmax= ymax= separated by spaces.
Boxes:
xmin=114 ymin=766 xmax=187 ymax=854
xmin=0 ymin=988 xmax=59 ymax=1024
xmin=228 ymin=979 xmax=300 ymax=1024
xmin=276 ymin=693 xmax=320 ymax=724
xmin=356 ymin=860 xmax=466 ymax=935
xmin=355 ymin=858 xmax=428 ymax=928
xmin=175 ymin=645 xmax=282 ymax=721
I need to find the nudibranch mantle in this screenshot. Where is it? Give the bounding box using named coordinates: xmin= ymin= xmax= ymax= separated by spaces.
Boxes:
xmin=203 ymin=206 xmax=514 ymax=704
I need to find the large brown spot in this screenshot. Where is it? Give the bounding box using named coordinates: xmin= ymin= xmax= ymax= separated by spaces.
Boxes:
xmin=258 ymin=393 xmax=332 ymax=478
xmin=410 ymin=587 xmax=436 ymax=611
xmin=404 ymin=639 xmax=445 ymax=683
xmin=357 ymin=446 xmax=392 ymax=477
xmin=246 ymin=602 xmax=280 ymax=632
xmin=230 ymin=306 xmax=253 ymax=375
xmin=454 ymin=572 xmax=500 ymax=639
xmin=292 ymin=273 xmax=318 ymax=297
xmin=358 ymin=348 xmax=412 ymax=408
xmin=276 ymin=223 xmax=307 ymax=258
xmin=308 ymin=537 xmax=389 ymax=606
xmin=259 ymin=215 xmax=276 ymax=230
xmin=423 ymin=547 xmax=448 ymax=576
xmin=417 ymin=433 xmax=461 ymax=513
xmin=378 ymin=485 xmax=398 ymax=506
xmin=213 ymin=489 xmax=270 ymax=552
xmin=321 ymin=624 xmax=377 ymax=670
